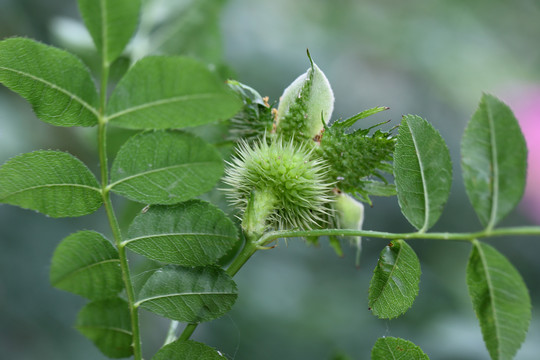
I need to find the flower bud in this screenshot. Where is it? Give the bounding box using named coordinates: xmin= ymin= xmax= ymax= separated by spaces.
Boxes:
xmin=275 ymin=52 xmax=334 ymax=143
xmin=334 ymin=193 xmax=365 ymax=265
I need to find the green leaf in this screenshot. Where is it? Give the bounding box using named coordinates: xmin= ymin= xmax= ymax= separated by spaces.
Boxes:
xmin=125 ymin=200 xmax=238 ymax=266
xmin=135 ymin=265 xmax=237 ymax=323
xmin=0 ymin=38 xmax=99 ymax=127
xmin=336 ymin=106 xmax=389 ymax=128
xmin=76 ymin=298 xmax=133 ymax=359
xmin=110 ymin=130 xmax=223 ymax=204
xmin=0 ymin=151 xmax=102 ymax=217
xmin=152 ymin=340 xmax=226 ymax=360
xmin=106 ymin=56 xmax=242 ymax=129
xmin=368 ymin=240 xmax=421 ymax=319
xmin=371 ymin=337 xmax=430 ymax=360
xmin=467 ymin=240 xmax=531 ymax=360
xmin=77 ymin=0 xmax=141 ymax=64
xmin=461 ymin=94 xmax=527 ymax=229
xmin=394 ymin=115 xmax=452 ymax=231
xmin=142 ymin=0 xmax=226 ymax=64
xmin=50 ymin=231 xmax=122 ymax=300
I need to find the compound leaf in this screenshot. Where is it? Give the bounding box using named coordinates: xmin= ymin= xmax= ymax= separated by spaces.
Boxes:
xmin=0 ymin=151 xmax=102 ymax=217
xmin=368 ymin=240 xmax=421 ymax=319
xmin=135 ymin=265 xmax=237 ymax=323
xmin=371 ymin=337 xmax=430 ymax=360
xmin=110 ymin=130 xmax=223 ymax=204
xmin=77 ymin=0 xmax=141 ymax=64
xmin=153 ymin=340 xmax=226 ymax=360
xmin=76 ymin=298 xmax=133 ymax=359
xmin=50 ymin=231 xmax=122 ymax=300
xmin=467 ymin=241 xmax=531 ymax=360
xmin=125 ymin=200 xmax=238 ymax=266
xmin=106 ymin=56 xmax=242 ymax=129
xmin=461 ymin=94 xmax=527 ymax=229
xmin=0 ymin=38 xmax=99 ymax=127
xmin=394 ymin=115 xmax=452 ymax=231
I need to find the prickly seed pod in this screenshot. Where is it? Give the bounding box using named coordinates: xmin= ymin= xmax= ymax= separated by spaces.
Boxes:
xmin=275 ymin=51 xmax=334 ymax=143
xmin=223 ymin=137 xmax=334 ymax=235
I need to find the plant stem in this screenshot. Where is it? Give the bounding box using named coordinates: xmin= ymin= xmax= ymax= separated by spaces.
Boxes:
xmin=176 ymin=235 xmax=260 ymax=342
xmin=226 ymin=235 xmax=259 ymax=277
xmin=256 ymin=226 xmax=540 ymax=247
xmin=98 ymin=59 xmax=142 ymax=360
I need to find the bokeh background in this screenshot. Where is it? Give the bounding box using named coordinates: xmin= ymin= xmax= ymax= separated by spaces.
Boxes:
xmin=1 ymin=0 xmax=539 ymax=359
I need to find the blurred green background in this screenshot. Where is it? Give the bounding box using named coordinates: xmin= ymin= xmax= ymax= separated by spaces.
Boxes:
xmin=1 ymin=0 xmax=539 ymax=359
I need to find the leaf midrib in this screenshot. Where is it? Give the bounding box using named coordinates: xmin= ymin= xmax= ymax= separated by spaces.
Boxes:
xmin=1 ymin=183 xmax=101 ymax=199
xmin=52 ymin=258 xmax=120 ymax=285
xmin=123 ymin=233 xmax=235 ymax=246
xmin=486 ymin=100 xmax=499 ymax=230
xmin=476 ymin=242 xmax=503 ymax=358
xmin=106 ymin=93 xmax=224 ymax=121
xmin=371 ymin=242 xmax=403 ymax=309
xmin=136 ymin=292 xmax=237 ymax=307
xmin=0 ymin=66 xmax=99 ymax=118
xmin=109 ymin=161 xmax=219 ymax=188
xmin=77 ymin=324 xmax=132 ymax=336
xmin=408 ymin=120 xmax=430 ymax=232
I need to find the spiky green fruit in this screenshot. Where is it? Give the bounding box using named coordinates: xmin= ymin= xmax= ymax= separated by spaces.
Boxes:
xmin=275 ymin=52 xmax=334 ymax=144
xmin=223 ymin=138 xmax=333 ymax=236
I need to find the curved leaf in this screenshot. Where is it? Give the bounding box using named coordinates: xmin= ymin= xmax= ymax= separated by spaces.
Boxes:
xmin=106 ymin=56 xmax=242 ymax=129
xmin=371 ymin=337 xmax=430 ymax=360
xmin=153 ymin=340 xmax=226 ymax=360
xmin=125 ymin=200 xmax=238 ymax=266
xmin=77 ymin=0 xmax=141 ymax=64
xmin=394 ymin=115 xmax=452 ymax=231
xmin=467 ymin=240 xmax=531 ymax=360
xmin=110 ymin=130 xmax=223 ymax=204
xmin=368 ymin=240 xmax=421 ymax=319
xmin=0 ymin=38 xmax=99 ymax=126
xmin=50 ymin=231 xmax=122 ymax=300
xmin=76 ymin=298 xmax=133 ymax=359
xmin=0 ymin=151 xmax=102 ymax=217
xmin=461 ymin=94 xmax=527 ymax=229
xmin=135 ymin=265 xmax=237 ymax=323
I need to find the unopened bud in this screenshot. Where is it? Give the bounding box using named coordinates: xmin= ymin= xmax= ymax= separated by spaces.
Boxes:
xmin=275 ymin=51 xmax=334 ymax=143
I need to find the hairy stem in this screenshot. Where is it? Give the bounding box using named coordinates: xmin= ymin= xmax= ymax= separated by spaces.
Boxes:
xmin=256 ymin=226 xmax=540 ymax=247
xmin=98 ymin=59 xmax=142 ymax=360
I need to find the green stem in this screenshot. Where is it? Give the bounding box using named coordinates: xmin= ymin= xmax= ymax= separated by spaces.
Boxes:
xmin=98 ymin=58 xmax=142 ymax=360
xmin=256 ymin=226 xmax=540 ymax=247
xmin=177 ymin=235 xmax=259 ymax=342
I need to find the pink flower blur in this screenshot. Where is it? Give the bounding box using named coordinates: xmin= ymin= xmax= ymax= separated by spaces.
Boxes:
xmin=503 ymin=85 xmax=540 ymax=224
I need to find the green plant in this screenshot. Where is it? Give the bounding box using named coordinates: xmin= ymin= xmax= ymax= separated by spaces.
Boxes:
xmin=0 ymin=1 xmax=538 ymax=359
